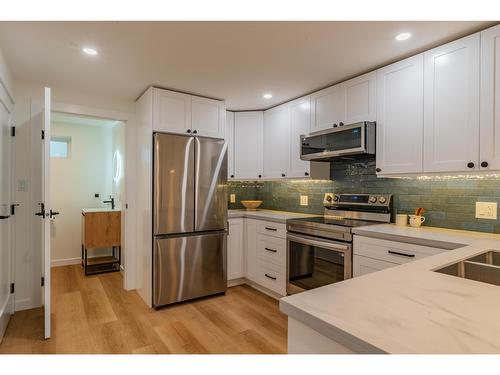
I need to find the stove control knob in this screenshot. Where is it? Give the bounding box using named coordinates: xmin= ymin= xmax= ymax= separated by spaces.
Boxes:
xmin=325 ymin=195 xmax=333 ymax=202
xmin=333 ymin=195 xmax=339 ymax=202
xmin=378 ymin=196 xmax=387 ymax=204
xmin=368 ymin=196 xmax=377 ymax=204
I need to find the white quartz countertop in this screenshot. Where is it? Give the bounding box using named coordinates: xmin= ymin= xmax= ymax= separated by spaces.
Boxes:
xmin=228 ymin=209 xmax=317 ymax=223
xmin=82 ymin=207 xmax=121 ymax=213
xmin=280 ymin=226 xmax=500 ymax=353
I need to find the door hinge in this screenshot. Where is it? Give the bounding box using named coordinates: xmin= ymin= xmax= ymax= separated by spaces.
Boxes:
xmin=41 ymin=276 xmax=45 ymax=287
xmin=11 ymin=204 xmax=19 ymax=216
xmin=41 ymin=130 xmax=45 ymax=140
xmin=11 ymin=126 xmax=15 ymax=137
xmin=10 ymin=283 xmax=14 ymax=294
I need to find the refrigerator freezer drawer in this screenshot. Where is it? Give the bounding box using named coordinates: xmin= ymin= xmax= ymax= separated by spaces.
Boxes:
xmin=153 ymin=231 xmax=227 ymax=307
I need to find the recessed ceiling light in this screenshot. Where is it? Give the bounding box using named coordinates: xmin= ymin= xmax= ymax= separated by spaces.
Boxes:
xmin=82 ymin=47 xmax=98 ymax=56
xmin=263 ymin=93 xmax=273 ymax=99
xmin=395 ymin=32 xmax=412 ymax=41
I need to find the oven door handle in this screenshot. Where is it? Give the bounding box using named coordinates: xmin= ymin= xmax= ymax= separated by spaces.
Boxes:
xmin=287 ymin=233 xmax=350 ymax=253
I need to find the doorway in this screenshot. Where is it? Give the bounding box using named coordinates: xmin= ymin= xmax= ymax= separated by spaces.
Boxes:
xmin=49 ymin=112 xmax=126 ymax=277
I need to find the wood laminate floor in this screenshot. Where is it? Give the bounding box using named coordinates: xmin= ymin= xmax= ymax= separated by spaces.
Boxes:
xmin=0 ymin=265 xmax=287 ymax=354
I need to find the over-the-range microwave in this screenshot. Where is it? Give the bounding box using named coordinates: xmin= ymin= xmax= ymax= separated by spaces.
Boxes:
xmin=300 ymin=121 xmax=376 ymax=161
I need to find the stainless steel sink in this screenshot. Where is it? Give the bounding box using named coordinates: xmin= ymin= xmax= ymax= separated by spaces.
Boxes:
xmin=435 ymin=250 xmax=500 ymax=287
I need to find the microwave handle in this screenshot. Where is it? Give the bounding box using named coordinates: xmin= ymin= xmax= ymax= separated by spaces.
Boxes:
xmin=287 ymin=233 xmax=350 ymax=253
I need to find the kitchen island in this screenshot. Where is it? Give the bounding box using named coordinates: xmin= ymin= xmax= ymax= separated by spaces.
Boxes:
xmin=280 ymin=224 xmax=500 ymax=354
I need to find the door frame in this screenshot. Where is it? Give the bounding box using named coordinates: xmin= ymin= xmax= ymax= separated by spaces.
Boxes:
xmin=42 ymin=100 xmax=136 ymax=291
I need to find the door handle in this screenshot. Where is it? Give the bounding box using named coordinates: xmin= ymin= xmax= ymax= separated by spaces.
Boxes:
xmin=49 ymin=209 xmax=60 ymax=219
xmin=35 ymin=203 xmax=45 ymax=217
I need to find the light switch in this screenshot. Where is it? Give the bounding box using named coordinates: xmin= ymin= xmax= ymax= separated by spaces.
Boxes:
xmin=230 ymin=194 xmax=236 ymax=203
xmin=300 ymin=195 xmax=308 ymax=206
xmin=476 ymin=202 xmax=497 ymax=220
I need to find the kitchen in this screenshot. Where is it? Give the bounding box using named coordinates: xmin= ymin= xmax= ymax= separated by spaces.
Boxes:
xmin=1 ymin=14 xmax=500 ymax=367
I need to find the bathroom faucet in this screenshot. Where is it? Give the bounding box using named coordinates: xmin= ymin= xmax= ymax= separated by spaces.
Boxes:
xmin=104 ymin=196 xmax=115 ymax=210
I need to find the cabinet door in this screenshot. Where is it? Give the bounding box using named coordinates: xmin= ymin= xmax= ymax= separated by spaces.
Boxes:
xmin=234 ymin=112 xmax=264 ymax=180
xmin=376 ymin=54 xmax=424 ymax=174
xmin=191 ymin=96 xmax=225 ymax=138
xmin=353 ymin=255 xmax=397 ymax=277
xmin=226 ymin=111 xmax=235 ymax=179
xmin=341 ymin=71 xmax=377 ymax=124
xmin=153 ymin=88 xmax=191 ymax=134
xmin=480 ymin=24 xmax=500 ymax=171
xmin=227 ymin=218 xmax=244 ymax=280
xmin=245 ymin=219 xmax=258 ymax=282
xmin=263 ymin=104 xmax=290 ymax=178
xmin=423 ymin=34 xmax=480 ymax=173
xmin=289 ymin=96 xmax=311 ymax=178
xmin=310 ymin=84 xmax=344 ymax=132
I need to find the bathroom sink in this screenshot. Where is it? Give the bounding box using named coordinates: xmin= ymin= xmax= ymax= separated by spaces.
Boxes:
xmin=435 ymin=250 xmax=500 ymax=287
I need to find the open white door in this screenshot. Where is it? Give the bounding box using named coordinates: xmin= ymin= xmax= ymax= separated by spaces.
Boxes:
xmin=32 ymin=87 xmax=51 ymax=339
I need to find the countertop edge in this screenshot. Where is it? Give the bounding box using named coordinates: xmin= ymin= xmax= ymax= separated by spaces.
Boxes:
xmin=352 ymin=228 xmax=468 ymax=250
xmin=279 ymin=299 xmax=386 ymax=354
xmin=228 ymin=209 xmax=317 ymax=224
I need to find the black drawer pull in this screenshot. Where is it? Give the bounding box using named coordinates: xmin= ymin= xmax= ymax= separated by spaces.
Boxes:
xmin=265 ymin=273 xmax=277 ymax=280
xmin=265 ymin=227 xmax=277 ymax=231
xmin=265 ymin=247 xmax=277 ymax=253
xmin=388 ymin=250 xmax=415 ymax=258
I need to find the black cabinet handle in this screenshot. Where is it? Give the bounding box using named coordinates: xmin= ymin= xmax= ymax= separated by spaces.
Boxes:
xmin=265 ymin=273 xmax=277 ymax=280
xmin=265 ymin=227 xmax=277 ymax=231
xmin=265 ymin=247 xmax=277 ymax=253
xmin=333 ymin=123 xmax=338 ymax=128
xmin=193 ymin=130 xmax=198 ymax=134
xmin=481 ymin=161 xmax=489 ymax=168
xmin=467 ymin=162 xmax=475 ymax=168
xmin=186 ymin=129 xmax=191 ymax=133
xmin=376 ymin=168 xmax=382 ymax=173
xmin=258 ymin=175 xmax=262 ymax=178
xmin=0 ymin=215 xmax=10 ymax=220
xmin=230 ymin=174 xmax=234 ymax=178
xmin=281 ymin=173 xmax=286 ymax=177
xmin=304 ymin=172 xmax=309 ymax=176
xmin=339 ymin=122 xmax=344 ymax=126
xmin=388 ymin=250 xmax=415 ymax=258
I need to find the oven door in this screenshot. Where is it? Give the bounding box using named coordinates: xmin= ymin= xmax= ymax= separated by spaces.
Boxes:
xmin=287 ymin=232 xmax=352 ymax=295
xmin=300 ymin=122 xmax=374 ymax=161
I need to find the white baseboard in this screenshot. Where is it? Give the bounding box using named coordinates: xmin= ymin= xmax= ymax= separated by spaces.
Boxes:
xmin=51 ymin=257 xmax=81 ymax=267
xmin=227 ymin=277 xmax=246 ymax=287
xmin=0 ymin=294 xmax=13 ymax=344
xmin=14 ymin=297 xmax=37 ymax=312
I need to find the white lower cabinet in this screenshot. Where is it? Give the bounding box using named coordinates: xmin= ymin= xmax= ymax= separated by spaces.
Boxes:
xmin=353 ymin=235 xmax=447 ymax=277
xmin=227 ymin=218 xmax=244 ymax=280
xmin=228 ymin=218 xmax=287 ymax=296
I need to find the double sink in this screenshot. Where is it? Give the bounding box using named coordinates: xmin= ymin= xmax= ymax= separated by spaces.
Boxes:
xmin=436 ymin=250 xmax=500 ymax=287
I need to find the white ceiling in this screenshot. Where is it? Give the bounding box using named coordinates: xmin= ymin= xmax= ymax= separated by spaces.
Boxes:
xmin=0 ymin=21 xmax=493 ymax=110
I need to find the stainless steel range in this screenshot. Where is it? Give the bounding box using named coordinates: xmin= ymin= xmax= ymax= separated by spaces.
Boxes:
xmin=286 ymin=193 xmax=392 ymax=295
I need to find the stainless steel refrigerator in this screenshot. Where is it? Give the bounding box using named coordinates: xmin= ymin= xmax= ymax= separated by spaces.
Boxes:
xmin=153 ymin=132 xmax=227 ymax=308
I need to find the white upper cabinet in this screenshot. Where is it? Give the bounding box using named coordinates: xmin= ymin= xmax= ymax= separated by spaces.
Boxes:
xmin=423 ymin=33 xmax=480 ymax=173
xmin=226 ymin=111 xmax=235 ymax=179
xmin=480 ymin=24 xmax=500 ymax=171
xmin=234 ymin=111 xmax=264 ymax=180
xmin=152 ymin=87 xmax=225 ymax=138
xmin=191 ymin=96 xmax=225 ymax=138
xmin=289 ymin=96 xmax=312 ymax=178
xmin=153 ymin=88 xmax=191 ymax=134
xmin=310 ymin=84 xmax=345 ymax=132
xmin=341 ymin=71 xmax=377 ymax=124
xmin=376 ymin=54 xmax=424 ymax=175
xmin=263 ymin=104 xmax=290 ymax=178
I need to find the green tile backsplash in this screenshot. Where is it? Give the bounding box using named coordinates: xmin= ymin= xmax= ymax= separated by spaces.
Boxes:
xmin=228 ymin=158 xmax=500 ymax=234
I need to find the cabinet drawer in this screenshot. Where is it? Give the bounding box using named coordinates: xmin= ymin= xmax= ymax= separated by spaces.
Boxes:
xmin=257 ymin=261 xmax=286 ymax=295
xmin=256 ymin=234 xmax=286 ymax=267
xmin=353 ymin=236 xmax=446 ymax=265
xmin=256 ymin=221 xmax=286 ymax=239
xmin=353 ymin=255 xmax=397 ymax=277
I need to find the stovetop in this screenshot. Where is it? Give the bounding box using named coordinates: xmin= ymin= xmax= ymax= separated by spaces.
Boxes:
xmin=287 ymin=215 xmax=381 ymax=229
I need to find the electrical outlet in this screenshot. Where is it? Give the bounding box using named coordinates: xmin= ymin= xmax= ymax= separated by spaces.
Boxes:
xmin=476 ymin=202 xmax=497 ymax=220
xmin=300 ymin=195 xmax=308 ymax=206
xmin=230 ymin=194 xmax=236 ymax=203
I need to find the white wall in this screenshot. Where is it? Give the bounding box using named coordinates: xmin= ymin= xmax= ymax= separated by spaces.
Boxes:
xmin=12 ymin=80 xmax=137 ymax=310
xmin=50 ymin=121 xmax=113 ymax=264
